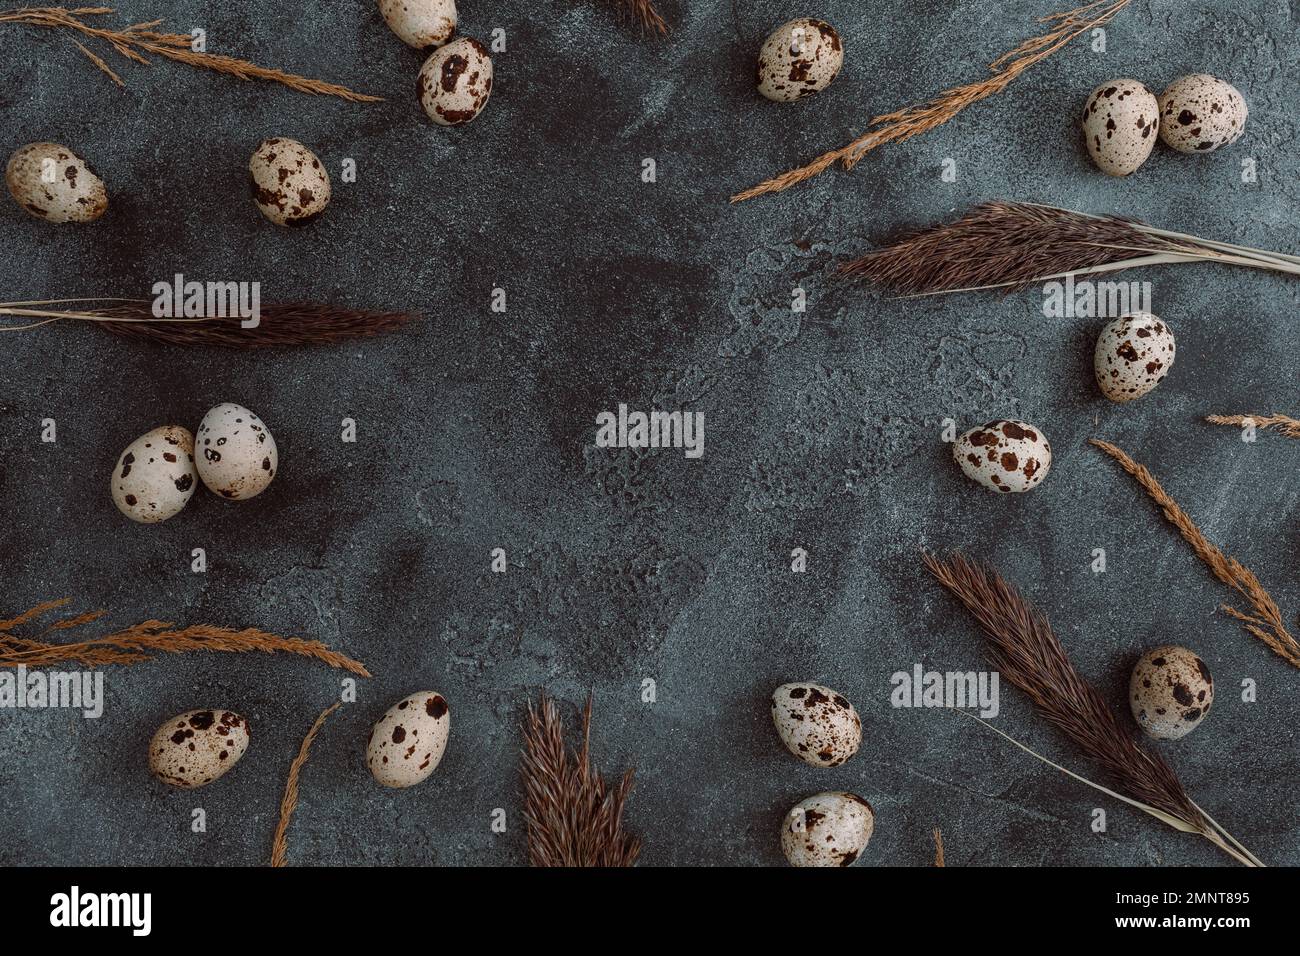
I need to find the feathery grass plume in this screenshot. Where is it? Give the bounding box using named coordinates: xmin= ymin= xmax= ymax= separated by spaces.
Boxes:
xmin=840 ymin=202 xmax=1300 ymax=296
xmin=933 ymin=828 xmax=945 ymax=867
xmin=923 ymin=552 xmax=1262 ymax=866
xmin=271 ymin=702 xmax=340 ymax=867
xmin=731 ymin=0 xmax=1133 ymax=202
xmin=0 ymin=300 xmax=420 ymax=348
xmin=521 ymin=692 xmax=640 ymax=867
xmin=1090 ymin=439 xmax=1300 ymax=668
xmin=0 ymin=601 xmax=371 ymax=676
xmin=1206 ymin=413 xmax=1300 ymax=440
xmin=0 ymin=6 xmax=381 ymax=101
xmin=608 ymin=0 xmax=667 ymax=35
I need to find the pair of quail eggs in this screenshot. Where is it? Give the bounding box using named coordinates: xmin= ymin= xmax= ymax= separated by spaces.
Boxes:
xmin=770 ymin=682 xmax=875 ymax=867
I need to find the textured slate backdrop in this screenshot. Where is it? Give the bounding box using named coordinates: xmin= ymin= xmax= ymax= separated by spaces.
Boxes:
xmin=1 ymin=0 xmax=1297 ymax=866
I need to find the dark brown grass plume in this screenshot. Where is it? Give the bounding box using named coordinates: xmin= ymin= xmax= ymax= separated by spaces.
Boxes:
xmin=271 ymin=702 xmax=340 ymax=867
xmin=841 ymin=202 xmax=1300 ymax=296
xmin=1091 ymin=439 xmax=1300 ymax=669
xmin=609 ymin=0 xmax=667 ymax=35
xmin=0 ymin=600 xmax=371 ymax=676
xmin=732 ymin=1 xmax=1134 ymax=202
xmin=0 ymin=300 xmax=420 ymax=348
xmin=1 ymin=6 xmax=380 ymax=100
xmin=521 ymin=692 xmax=640 ymax=867
xmin=933 ymin=828 xmax=945 ymax=867
xmin=923 ymin=552 xmax=1261 ymax=866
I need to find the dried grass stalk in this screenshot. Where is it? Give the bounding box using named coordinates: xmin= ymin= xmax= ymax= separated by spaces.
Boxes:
xmin=1090 ymin=439 xmax=1300 ymax=668
xmin=841 ymin=202 xmax=1300 ymax=296
xmin=0 ymin=600 xmax=371 ymax=676
xmin=521 ymin=692 xmax=640 ymax=867
xmin=732 ymin=0 xmax=1133 ymax=202
xmin=0 ymin=300 xmax=420 ymax=348
xmin=933 ymin=828 xmax=945 ymax=867
xmin=1206 ymin=413 xmax=1300 ymax=440
xmin=271 ymin=702 xmax=340 ymax=867
xmin=609 ymin=0 xmax=667 ymax=35
xmin=923 ymin=552 xmax=1261 ymax=866
xmin=1 ymin=6 xmax=380 ymax=101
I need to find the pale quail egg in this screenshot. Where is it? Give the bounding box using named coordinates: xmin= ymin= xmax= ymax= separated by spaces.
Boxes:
xmin=248 ymin=137 xmax=331 ymax=227
xmin=110 ymin=425 xmax=198 ymax=524
xmin=417 ymin=37 xmax=493 ymax=126
xmin=1158 ymin=75 xmax=1248 ymax=154
xmin=757 ymin=18 xmax=843 ymax=102
xmin=781 ymin=792 xmax=875 ymax=867
xmin=1095 ymin=312 xmax=1176 ymax=403
xmin=367 ymin=691 xmax=450 ymax=788
xmin=194 ymin=403 xmax=277 ymax=501
xmin=148 ymin=709 xmax=250 ymax=788
xmin=771 ymin=682 xmax=862 ymax=767
xmin=379 ymin=0 xmax=456 ymax=49
xmin=953 ymin=421 xmax=1052 ymax=494
xmin=1082 ymin=79 xmax=1159 ymax=176
xmin=5 ymin=142 xmax=107 ymax=223
xmin=1130 ymin=645 xmax=1214 ymax=740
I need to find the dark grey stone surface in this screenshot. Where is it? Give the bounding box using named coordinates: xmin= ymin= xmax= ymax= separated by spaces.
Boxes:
xmin=1 ymin=0 xmax=1296 ymax=867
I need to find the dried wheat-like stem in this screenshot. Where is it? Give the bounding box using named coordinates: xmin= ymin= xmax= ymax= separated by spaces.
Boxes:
xmin=0 ymin=6 xmax=381 ymax=101
xmin=0 ymin=300 xmax=420 ymax=348
xmin=607 ymin=0 xmax=667 ymax=35
xmin=923 ymin=552 xmax=1262 ymax=866
xmin=841 ymin=202 xmax=1300 ymax=296
xmin=732 ymin=0 xmax=1133 ymax=202
xmin=1206 ymin=413 xmax=1300 ymax=440
xmin=1090 ymin=440 xmax=1300 ymax=668
xmin=0 ymin=601 xmax=371 ymax=676
xmin=521 ymin=692 xmax=640 ymax=867
xmin=271 ymin=702 xmax=340 ymax=868
xmin=933 ymin=828 xmax=945 ymax=867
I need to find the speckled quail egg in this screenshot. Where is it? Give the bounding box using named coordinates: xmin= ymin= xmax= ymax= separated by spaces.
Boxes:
xmin=1130 ymin=645 xmax=1214 ymax=740
xmin=248 ymin=137 xmax=331 ymax=227
xmin=5 ymin=142 xmax=107 ymax=223
xmin=379 ymin=0 xmax=456 ymax=49
xmin=781 ymin=792 xmax=875 ymax=867
xmin=1095 ymin=312 xmax=1176 ymax=403
xmin=148 ymin=709 xmax=250 ymax=788
xmin=110 ymin=425 xmax=198 ymax=524
xmin=953 ymin=420 xmax=1052 ymax=494
xmin=1158 ymin=75 xmax=1248 ymax=154
xmin=757 ymin=18 xmax=843 ymax=102
xmin=194 ymin=403 xmax=277 ymax=501
xmin=771 ymin=682 xmax=862 ymax=767
xmin=1082 ymin=79 xmax=1159 ymax=176
xmin=417 ymin=37 xmax=493 ymax=126
xmin=367 ymin=691 xmax=450 ymax=788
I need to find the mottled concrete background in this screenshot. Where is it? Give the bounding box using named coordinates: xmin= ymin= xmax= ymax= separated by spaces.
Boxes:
xmin=1 ymin=0 xmax=1297 ymax=866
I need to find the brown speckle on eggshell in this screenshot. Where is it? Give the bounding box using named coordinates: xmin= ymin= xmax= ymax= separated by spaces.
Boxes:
xmin=6 ymin=142 xmax=108 ymax=223
xmin=378 ymin=0 xmax=456 ymax=49
xmin=953 ymin=420 xmax=1053 ymax=494
xmin=148 ymin=709 xmax=249 ymax=788
xmin=1130 ymin=645 xmax=1214 ymax=740
xmin=771 ymin=682 xmax=862 ymax=767
xmin=367 ymin=691 xmax=450 ymax=787
xmin=194 ymin=402 xmax=278 ymax=501
xmin=1158 ymin=75 xmax=1248 ymax=154
xmin=757 ymin=18 xmax=843 ymax=103
xmin=781 ymin=792 xmax=875 ymax=867
xmin=110 ymin=425 xmax=198 ymax=524
xmin=418 ymin=37 xmax=493 ymax=126
xmin=1082 ymin=79 xmax=1159 ymax=176
xmin=248 ymin=137 xmax=331 ymax=227
xmin=1095 ymin=312 xmax=1176 ymax=403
